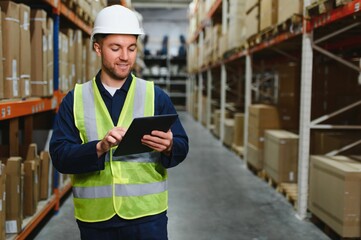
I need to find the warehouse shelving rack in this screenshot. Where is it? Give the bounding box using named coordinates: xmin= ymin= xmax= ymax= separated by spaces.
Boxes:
xmin=0 ymin=0 xmax=104 ymax=239
xmin=188 ymin=0 xmax=361 ymax=223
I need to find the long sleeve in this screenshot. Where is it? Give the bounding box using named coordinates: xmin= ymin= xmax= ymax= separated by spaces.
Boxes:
xmin=50 ymin=91 xmax=106 ymax=174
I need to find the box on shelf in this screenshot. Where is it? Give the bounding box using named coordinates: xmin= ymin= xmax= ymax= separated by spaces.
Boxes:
xmin=260 ymin=0 xmax=278 ymax=31
xmin=0 ymin=10 xmax=3 ymax=100
xmin=309 ymin=155 xmax=361 ymax=238
xmin=233 ymin=113 xmax=244 ymax=147
xmin=245 ymin=3 xmax=259 ymax=40
xmin=19 ymin=4 xmax=31 ymax=98
xmin=5 ymin=157 xmax=22 ymax=234
xmin=212 ymin=109 xmax=230 ymax=138
xmin=264 ymin=130 xmax=298 ymax=183
xmin=249 ymin=104 xmax=281 ymax=129
xmin=39 ymin=151 xmax=50 ymax=200
xmin=30 ymin=9 xmax=49 ymax=97
xmin=247 ymin=143 xmax=263 ymax=170
xmin=0 ymin=164 xmax=6 ymax=240
xmin=277 ymin=0 xmax=303 ymax=25
xmin=47 ymin=17 xmax=54 ymax=96
xmin=0 ymin=1 xmax=20 ymax=99
xmin=23 ymin=160 xmax=38 ymax=216
xmin=223 ymin=118 xmax=235 ymax=147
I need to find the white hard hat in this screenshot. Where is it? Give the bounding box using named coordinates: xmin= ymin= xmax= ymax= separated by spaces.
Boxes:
xmin=91 ymin=5 xmax=144 ymax=41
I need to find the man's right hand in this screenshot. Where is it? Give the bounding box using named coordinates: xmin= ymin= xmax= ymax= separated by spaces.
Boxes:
xmin=96 ymin=127 xmax=127 ymax=157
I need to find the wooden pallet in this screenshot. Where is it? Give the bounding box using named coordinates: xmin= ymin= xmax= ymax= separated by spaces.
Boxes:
xmin=276 ymin=183 xmax=298 ymax=209
xmin=311 ymin=213 xmax=361 ymax=240
xmin=231 ymin=144 xmax=244 ymax=158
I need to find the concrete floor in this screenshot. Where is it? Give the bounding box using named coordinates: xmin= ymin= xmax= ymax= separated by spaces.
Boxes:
xmin=33 ymin=112 xmax=330 ymax=240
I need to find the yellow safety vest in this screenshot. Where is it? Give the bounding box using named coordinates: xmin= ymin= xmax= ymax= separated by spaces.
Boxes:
xmin=72 ymin=76 xmax=168 ymax=222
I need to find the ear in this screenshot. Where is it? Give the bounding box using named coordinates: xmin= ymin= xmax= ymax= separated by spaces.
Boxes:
xmin=93 ymin=42 xmax=102 ymax=56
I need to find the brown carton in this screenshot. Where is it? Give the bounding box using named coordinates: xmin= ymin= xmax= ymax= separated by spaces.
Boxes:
xmin=19 ymin=4 xmax=31 ymax=98
xmin=0 ymin=164 xmax=6 ymax=240
xmin=74 ymin=29 xmax=83 ymax=84
xmin=264 ymin=130 xmax=298 ymax=183
xmin=260 ymin=0 xmax=278 ymax=31
xmin=47 ymin=17 xmax=53 ymax=95
xmin=248 ymin=104 xmax=280 ymax=129
xmin=277 ymin=0 xmax=303 ymax=25
xmin=30 ymin=9 xmax=48 ymax=97
xmin=0 ymin=11 xmax=4 ymax=99
xmin=23 ymin=160 xmax=38 ymax=216
xmin=233 ymin=113 xmax=244 ymax=147
xmin=247 ymin=143 xmax=264 ymax=170
xmin=309 ymin=155 xmax=361 ymax=238
xmin=5 ymin=157 xmax=22 ymax=234
xmin=0 ymin=1 xmax=20 ymax=99
xmin=223 ymin=118 xmax=235 ymax=148
xmin=39 ymin=151 xmax=50 ymax=200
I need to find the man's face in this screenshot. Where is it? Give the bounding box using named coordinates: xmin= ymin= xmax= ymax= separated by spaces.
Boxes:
xmin=94 ymin=34 xmax=137 ymax=81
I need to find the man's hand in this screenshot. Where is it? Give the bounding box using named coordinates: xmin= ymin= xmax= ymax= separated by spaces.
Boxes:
xmin=96 ymin=127 xmax=127 ymax=157
xmin=141 ymin=130 xmax=173 ymax=156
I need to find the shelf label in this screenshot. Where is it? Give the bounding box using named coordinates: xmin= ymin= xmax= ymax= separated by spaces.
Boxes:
xmin=7 ymin=106 xmax=11 ymax=116
xmin=1 ymin=108 xmax=5 ymax=118
xmin=355 ymin=3 xmax=360 ymax=12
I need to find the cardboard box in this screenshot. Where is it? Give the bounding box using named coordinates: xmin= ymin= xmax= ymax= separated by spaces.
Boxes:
xmin=233 ymin=113 xmax=244 ymax=146
xmin=223 ymin=118 xmax=235 ymax=147
xmin=0 ymin=164 xmax=6 ymax=240
xmin=0 ymin=1 xmax=20 ymax=99
xmin=5 ymin=157 xmax=22 ymax=234
xmin=245 ymin=4 xmax=259 ymax=40
xmin=248 ymin=125 xmax=266 ymax=149
xmin=66 ymin=28 xmax=75 ymax=89
xmin=260 ymin=0 xmax=278 ymax=31
xmin=19 ymin=4 xmax=31 ymax=98
xmin=74 ymin=29 xmax=83 ymax=84
xmin=0 ymin=12 xmax=4 ymax=99
xmin=212 ymin=109 xmax=230 ymax=138
xmin=23 ymin=160 xmax=38 ymax=216
xmin=247 ymin=143 xmax=264 ymax=170
xmin=309 ymin=155 xmax=361 ymax=238
xmin=277 ymin=0 xmax=303 ymax=25
xmin=311 ymin=131 xmax=361 ymax=155
xmin=264 ymin=130 xmax=298 ymax=183
xmin=39 ymin=151 xmax=50 ymax=200
xmin=30 ymin=9 xmax=48 ymax=97
xmin=47 ymin=17 xmax=54 ymax=95
xmin=248 ymin=104 xmax=280 ymax=129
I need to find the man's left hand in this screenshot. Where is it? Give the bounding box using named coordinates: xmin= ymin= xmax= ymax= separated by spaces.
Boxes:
xmin=141 ymin=130 xmax=173 ymax=156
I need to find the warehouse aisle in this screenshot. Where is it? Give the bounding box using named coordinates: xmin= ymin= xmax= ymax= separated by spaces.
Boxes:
xmin=33 ymin=112 xmax=329 ymax=240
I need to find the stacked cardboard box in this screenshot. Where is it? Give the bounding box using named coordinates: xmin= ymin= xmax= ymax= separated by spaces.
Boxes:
xmin=228 ymin=0 xmax=246 ymax=50
xmin=232 ymin=113 xmax=244 ymax=148
xmin=1 ymin=1 xmax=20 ymax=99
xmin=47 ymin=18 xmax=54 ymax=96
xmin=212 ymin=109 xmax=230 ymax=138
xmin=311 ymin=131 xmax=361 ymax=155
xmin=23 ymin=144 xmax=40 ymax=217
xmin=247 ymin=104 xmax=280 ymax=170
xmin=264 ymin=130 xmax=298 ymax=183
xmin=19 ymin=4 xmax=31 ymax=98
xmin=277 ymin=0 xmax=303 ymax=25
xmin=59 ymin=32 xmax=69 ymax=92
xmin=30 ymin=9 xmax=49 ymax=97
xmin=309 ymin=155 xmax=361 ymax=238
xmin=0 ymin=164 xmax=6 ymax=240
xmin=0 ymin=13 xmax=3 ymax=99
xmin=245 ymin=0 xmax=259 ymax=41
xmin=223 ymin=118 xmax=235 ymax=147
xmin=260 ymin=0 xmax=278 ymax=31
xmin=39 ymin=151 xmax=50 ymax=200
xmin=5 ymin=157 xmax=22 ymax=234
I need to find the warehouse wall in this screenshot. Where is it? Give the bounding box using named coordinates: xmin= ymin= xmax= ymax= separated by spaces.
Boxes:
xmin=137 ymin=8 xmax=188 ymax=57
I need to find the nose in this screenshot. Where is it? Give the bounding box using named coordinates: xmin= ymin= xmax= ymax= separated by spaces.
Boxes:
xmin=119 ymin=48 xmax=128 ymax=61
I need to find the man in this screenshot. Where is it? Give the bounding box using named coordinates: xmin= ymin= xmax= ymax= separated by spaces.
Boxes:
xmin=50 ymin=5 xmax=188 ymax=240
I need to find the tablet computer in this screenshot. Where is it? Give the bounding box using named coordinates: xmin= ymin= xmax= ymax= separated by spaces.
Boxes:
xmin=113 ymin=114 xmax=178 ymax=156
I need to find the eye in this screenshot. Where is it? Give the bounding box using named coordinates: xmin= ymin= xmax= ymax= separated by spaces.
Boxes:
xmin=111 ymin=47 xmax=119 ymax=52
xmin=129 ymin=46 xmax=136 ymax=52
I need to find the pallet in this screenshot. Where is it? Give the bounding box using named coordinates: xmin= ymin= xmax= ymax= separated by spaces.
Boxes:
xmin=231 ymin=144 xmax=244 ymax=158
xmin=276 ymin=14 xmax=303 ymax=34
xmin=276 ymin=183 xmax=298 ymax=209
xmin=311 ymin=213 xmax=361 ymax=240
xmin=246 ymin=162 xmax=266 ymax=180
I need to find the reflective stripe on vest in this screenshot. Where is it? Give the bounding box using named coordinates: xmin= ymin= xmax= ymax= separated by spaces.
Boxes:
xmin=72 ymin=76 xmax=168 ymax=222
xmin=73 ymin=180 xmax=167 ymax=198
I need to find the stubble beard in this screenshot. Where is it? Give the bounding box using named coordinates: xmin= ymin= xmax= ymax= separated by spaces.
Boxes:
xmin=102 ymin=60 xmax=131 ymax=82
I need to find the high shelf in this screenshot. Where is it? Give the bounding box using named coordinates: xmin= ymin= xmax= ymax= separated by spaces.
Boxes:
xmin=0 ymin=0 xmax=95 ymax=239
xmin=142 ymin=55 xmax=188 ymax=111
xmin=188 ymin=0 xmax=361 ymax=227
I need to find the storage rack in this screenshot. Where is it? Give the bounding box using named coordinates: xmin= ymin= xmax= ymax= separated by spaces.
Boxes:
xmin=0 ymin=0 xmax=121 ymax=239
xmin=188 ymin=0 xmax=361 ymax=222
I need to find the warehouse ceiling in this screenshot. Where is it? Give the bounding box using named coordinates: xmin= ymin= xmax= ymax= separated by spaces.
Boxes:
xmin=108 ymin=0 xmax=192 ymax=9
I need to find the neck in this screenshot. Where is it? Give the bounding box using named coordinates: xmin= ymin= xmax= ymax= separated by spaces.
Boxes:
xmin=100 ymin=71 xmax=127 ymax=89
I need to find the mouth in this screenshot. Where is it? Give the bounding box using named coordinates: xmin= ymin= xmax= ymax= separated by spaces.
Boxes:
xmin=116 ymin=63 xmax=129 ymax=70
